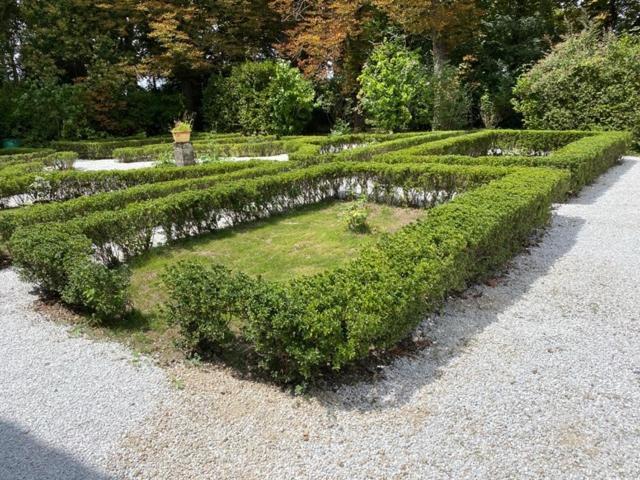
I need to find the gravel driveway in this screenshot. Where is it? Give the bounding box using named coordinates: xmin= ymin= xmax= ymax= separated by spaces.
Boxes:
xmin=0 ymin=271 xmax=170 ymax=480
xmin=1 ymin=157 xmax=639 ymax=479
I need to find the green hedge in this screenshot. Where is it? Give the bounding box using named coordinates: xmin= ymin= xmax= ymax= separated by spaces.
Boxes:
xmin=164 ymin=166 xmax=570 ymax=382
xmin=9 ymin=161 xmax=506 ymax=311
xmin=0 ymin=163 xmax=290 ymax=241
xmin=0 ymin=159 xmax=278 ymax=204
xmin=377 ymin=131 xmax=630 ymax=191
xmin=6 ymin=130 xmax=628 ymax=381
xmin=0 ymin=147 xmax=44 ymax=156
xmin=0 ymin=149 xmax=55 ymax=164
xmin=52 ymin=137 xmax=170 ymax=159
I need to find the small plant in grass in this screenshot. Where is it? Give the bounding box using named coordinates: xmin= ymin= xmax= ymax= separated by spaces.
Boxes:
xmin=342 ymin=195 xmax=370 ymax=233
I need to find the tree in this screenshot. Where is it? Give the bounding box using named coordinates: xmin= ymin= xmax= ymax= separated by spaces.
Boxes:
xmin=373 ymin=0 xmax=480 ymax=72
xmin=358 ymin=39 xmax=432 ymax=131
xmin=513 ymin=28 xmax=640 ymax=145
xmin=270 ymin=0 xmax=385 ymax=127
xmin=203 ymin=60 xmax=314 ymax=135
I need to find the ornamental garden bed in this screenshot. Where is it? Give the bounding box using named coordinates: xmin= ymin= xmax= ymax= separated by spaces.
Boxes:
xmin=4 ymin=129 xmax=632 ymax=383
xmin=130 ymin=200 xmax=427 ymax=317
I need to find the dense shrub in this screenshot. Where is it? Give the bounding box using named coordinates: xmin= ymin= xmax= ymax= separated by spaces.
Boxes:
xmin=165 ymin=167 xmax=569 ymax=382
xmin=0 ymin=163 xmax=290 ymax=241
xmin=358 ymin=39 xmax=432 ymax=132
xmin=0 ymin=159 xmax=274 ymax=205
xmin=10 ymin=225 xmax=92 ymax=292
xmin=203 ymin=61 xmax=315 ymax=135
xmin=513 ymin=29 xmax=640 ymax=147
xmin=61 ymin=259 xmax=130 ymax=321
xmin=164 ymin=262 xmax=251 ymax=349
xmin=378 ymin=131 xmax=630 ymax=191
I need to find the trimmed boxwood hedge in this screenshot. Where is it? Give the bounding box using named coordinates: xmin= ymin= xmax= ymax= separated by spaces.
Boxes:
xmin=10 ymin=161 xmax=506 ymax=317
xmin=164 ymin=166 xmax=570 ymax=382
xmin=0 ymin=163 xmax=291 ymax=241
xmin=377 ymin=131 xmax=631 ymax=191
xmin=6 ymin=129 xmax=629 ymax=381
xmin=0 ymin=159 xmax=280 ymax=203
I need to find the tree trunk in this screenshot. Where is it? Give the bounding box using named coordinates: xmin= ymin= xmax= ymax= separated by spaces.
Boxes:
xmin=432 ymin=31 xmax=448 ymax=74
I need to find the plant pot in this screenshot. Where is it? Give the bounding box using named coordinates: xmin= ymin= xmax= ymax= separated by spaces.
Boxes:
xmin=172 ymin=130 xmax=192 ymax=143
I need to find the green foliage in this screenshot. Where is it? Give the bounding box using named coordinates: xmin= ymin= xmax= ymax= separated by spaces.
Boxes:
xmin=358 ymin=39 xmax=432 ymax=132
xmin=163 ymin=165 xmax=569 ymax=382
xmin=163 ymin=262 xmax=251 ymax=350
xmin=203 ymin=61 xmax=315 ymax=135
xmin=513 ymin=29 xmax=640 ymax=147
xmin=342 ymin=195 xmax=370 ymax=232
xmin=10 ymin=225 xmax=92 ymax=292
xmin=62 ymin=259 xmax=130 ymax=321
xmin=4 ymin=130 xmax=628 ymax=380
xmin=432 ymin=66 xmax=472 ymax=130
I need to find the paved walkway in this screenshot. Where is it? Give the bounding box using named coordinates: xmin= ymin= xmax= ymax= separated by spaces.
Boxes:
xmin=1 ymin=157 xmax=639 ymax=479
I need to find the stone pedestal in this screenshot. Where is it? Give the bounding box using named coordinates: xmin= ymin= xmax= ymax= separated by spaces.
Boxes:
xmin=174 ymin=142 xmax=196 ymax=166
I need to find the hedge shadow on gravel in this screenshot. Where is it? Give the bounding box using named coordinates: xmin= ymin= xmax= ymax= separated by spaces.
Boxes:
xmin=566 ymin=156 xmax=636 ymax=206
xmin=0 ymin=420 xmax=111 ymax=480
xmin=316 ymin=214 xmax=586 ymax=412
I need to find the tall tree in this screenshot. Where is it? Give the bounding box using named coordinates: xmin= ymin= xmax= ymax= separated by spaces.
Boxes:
xmin=270 ymin=0 xmax=385 ymax=127
xmin=374 ymin=0 xmax=480 ymax=72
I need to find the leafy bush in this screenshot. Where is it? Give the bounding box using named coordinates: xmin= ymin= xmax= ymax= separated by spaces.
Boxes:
xmin=203 ymin=61 xmax=315 ymax=135
xmin=10 ymin=225 xmax=92 ymax=292
xmin=62 ymin=258 xmax=130 ymax=321
xmin=164 ymin=262 xmax=251 ymax=350
xmin=342 ymin=196 xmax=370 ymax=232
xmin=513 ymin=29 xmax=640 ymax=147
xmin=432 ymin=66 xmax=472 ymax=130
xmin=358 ymin=39 xmax=432 ymax=132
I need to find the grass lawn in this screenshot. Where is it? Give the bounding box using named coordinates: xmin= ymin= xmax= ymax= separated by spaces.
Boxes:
xmin=130 ymin=200 xmax=427 ymax=316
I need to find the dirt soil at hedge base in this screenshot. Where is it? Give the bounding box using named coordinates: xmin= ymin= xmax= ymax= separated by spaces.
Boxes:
xmin=1 ymin=157 xmax=639 ymax=479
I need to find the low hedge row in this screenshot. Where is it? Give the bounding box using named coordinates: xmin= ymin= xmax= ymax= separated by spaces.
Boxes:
xmin=396 ymin=130 xmax=593 ymax=157
xmin=0 ymin=149 xmax=56 ymax=164
xmin=10 ymin=161 xmax=507 ymax=319
xmin=112 ymin=132 xmax=425 ymax=163
xmin=113 ymin=138 xmax=306 ymax=162
xmin=163 ymin=166 xmax=570 ymax=382
xmin=52 ymin=137 xmax=170 ymax=159
xmin=0 ymin=147 xmax=44 ymax=156
xmin=0 ymin=159 xmax=277 ymax=203
xmin=288 ymin=131 xmax=464 ymax=165
xmin=0 ymin=162 xmax=290 ymax=241
xmin=377 ymin=131 xmax=630 ymax=191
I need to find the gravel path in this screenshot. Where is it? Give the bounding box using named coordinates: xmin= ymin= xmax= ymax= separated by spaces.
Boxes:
xmin=73 ymin=159 xmax=156 ymax=171
xmin=0 ymin=270 xmax=171 ymax=480
xmin=109 ymin=156 xmax=640 ymax=479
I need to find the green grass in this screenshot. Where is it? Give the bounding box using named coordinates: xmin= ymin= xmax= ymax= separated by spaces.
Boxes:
xmin=130 ymin=200 xmax=427 ymax=315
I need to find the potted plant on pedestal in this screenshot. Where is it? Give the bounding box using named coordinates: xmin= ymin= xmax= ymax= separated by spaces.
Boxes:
xmin=171 ymin=118 xmax=193 ymax=143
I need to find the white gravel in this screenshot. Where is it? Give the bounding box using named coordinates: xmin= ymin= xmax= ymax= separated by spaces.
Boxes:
xmin=109 ymin=156 xmax=640 ymax=479
xmin=0 ymin=269 xmax=171 ymax=479
xmin=73 ymin=159 xmax=156 ymax=171
xmin=2 ymin=156 xmax=639 ymax=479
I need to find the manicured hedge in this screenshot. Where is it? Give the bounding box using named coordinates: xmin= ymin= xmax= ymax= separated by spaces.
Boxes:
xmin=0 ymin=163 xmax=290 ymax=241
xmin=0 ymin=159 xmax=279 ymax=204
xmin=0 ymin=149 xmax=56 ymax=164
xmin=6 ymin=130 xmax=628 ymax=381
xmin=10 ymin=161 xmax=507 ymax=318
xmin=164 ymin=166 xmax=570 ymax=381
xmin=377 ymin=131 xmax=630 ymax=191
xmin=288 ymin=131 xmax=465 ymax=165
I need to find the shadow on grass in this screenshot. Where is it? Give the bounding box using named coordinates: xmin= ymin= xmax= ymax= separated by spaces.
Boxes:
xmin=0 ymin=420 xmax=111 ymax=480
